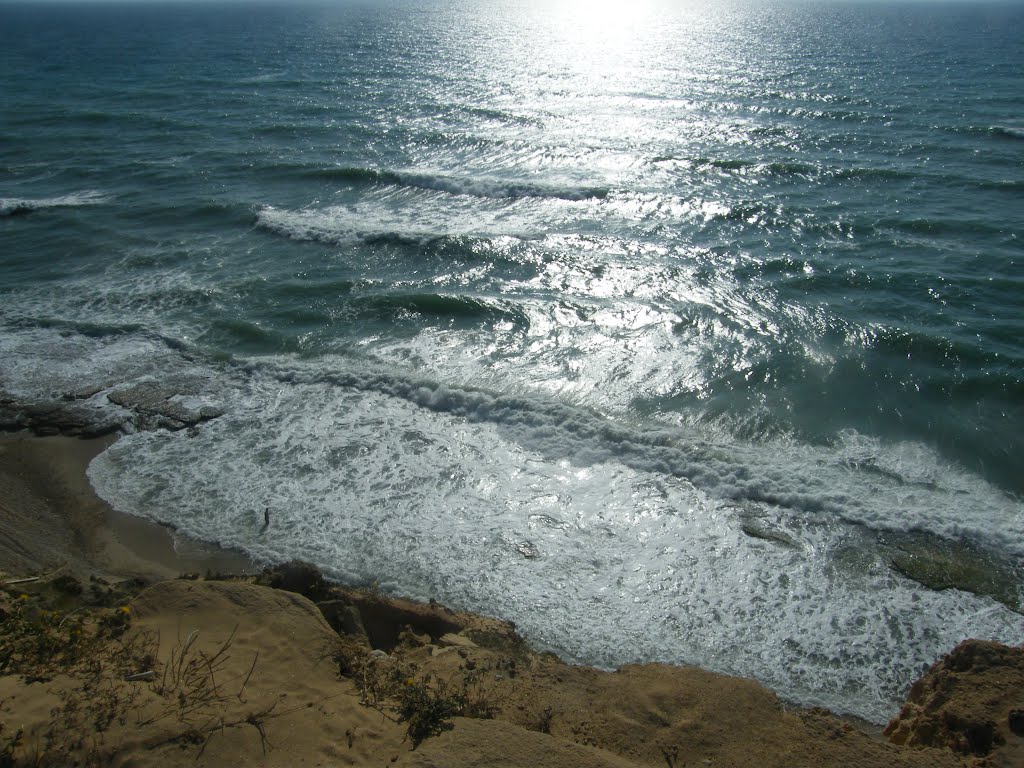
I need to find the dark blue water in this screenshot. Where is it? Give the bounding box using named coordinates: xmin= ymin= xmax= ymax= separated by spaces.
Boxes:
xmin=2 ymin=0 xmax=1023 ymax=722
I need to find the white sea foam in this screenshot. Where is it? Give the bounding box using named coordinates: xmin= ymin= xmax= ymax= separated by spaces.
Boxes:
xmin=254 ymin=189 xmax=817 ymax=258
xmin=3 ymin=321 xmax=1019 ymax=726
xmin=80 ymin=351 xmax=1024 ymax=724
xmin=992 ymin=124 xmax=1024 ymax=140
xmin=0 ymin=190 xmax=107 ymax=216
xmin=238 ymin=361 xmax=1024 ymax=556
xmin=255 ymin=198 xmax=549 ymax=247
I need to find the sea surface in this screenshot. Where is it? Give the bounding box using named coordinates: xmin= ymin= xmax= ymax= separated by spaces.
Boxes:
xmin=2 ymin=0 xmax=1022 ymax=723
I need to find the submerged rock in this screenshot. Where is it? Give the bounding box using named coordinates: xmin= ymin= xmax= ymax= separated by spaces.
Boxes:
xmin=885 ymin=532 xmax=1022 ymax=613
xmin=1 ymin=377 xmax=224 ymax=438
xmin=106 ymin=382 xmax=222 ymax=431
xmin=511 ymin=540 xmax=540 ymax=559
xmin=0 ymin=393 xmax=123 ymax=437
xmin=740 ymin=521 xmax=798 ymax=548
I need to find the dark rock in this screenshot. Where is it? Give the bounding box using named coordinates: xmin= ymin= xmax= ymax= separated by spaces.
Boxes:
xmin=335 ymin=590 xmax=464 ymax=652
xmin=50 ymin=573 xmax=83 ymax=596
xmin=259 ymin=560 xmax=329 ymax=601
xmin=463 ymin=623 xmax=523 ymax=653
xmin=106 ymin=382 xmax=222 ymax=431
xmin=1 ymin=375 xmax=225 ymax=438
xmin=62 ymin=385 xmax=106 ymax=401
xmin=317 ymin=599 xmax=370 ymax=643
xmin=885 ymin=640 xmax=1023 ymax=758
xmin=1009 ymin=710 xmax=1024 ymax=736
xmin=512 ymin=540 xmax=540 ymax=559
xmin=0 ymin=394 xmax=123 ymax=438
xmin=397 ymin=626 xmax=432 ymax=648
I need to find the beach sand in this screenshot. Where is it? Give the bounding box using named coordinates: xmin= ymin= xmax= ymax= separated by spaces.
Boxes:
xmin=0 ymin=433 xmax=256 ymax=582
xmin=0 ymin=433 xmax=1020 ymax=767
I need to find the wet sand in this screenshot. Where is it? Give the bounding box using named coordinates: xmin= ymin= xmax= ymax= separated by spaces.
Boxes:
xmin=0 ymin=432 xmax=256 ymax=584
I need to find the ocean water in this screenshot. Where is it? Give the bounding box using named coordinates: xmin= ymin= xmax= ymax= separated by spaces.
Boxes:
xmin=2 ymin=0 xmax=1022 ymax=723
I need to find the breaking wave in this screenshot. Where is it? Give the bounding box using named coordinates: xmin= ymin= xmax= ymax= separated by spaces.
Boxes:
xmin=0 ymin=190 xmax=107 ymax=217
xmin=73 ymin=340 xmax=1024 ymax=725
xmin=246 ymin=361 xmax=1024 ymax=557
xmin=255 ymin=203 xmax=541 ymax=248
xmin=990 ymin=125 xmax=1024 ymax=141
xmin=303 ymin=165 xmax=609 ymax=201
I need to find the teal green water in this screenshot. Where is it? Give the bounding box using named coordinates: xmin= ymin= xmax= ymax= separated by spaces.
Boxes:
xmin=2 ymin=0 xmax=1022 ymax=722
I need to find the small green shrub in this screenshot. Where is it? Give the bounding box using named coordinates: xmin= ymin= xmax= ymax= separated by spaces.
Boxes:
xmin=397 ymin=675 xmax=465 ymax=748
xmin=0 ymin=594 xmax=137 ymax=679
xmin=336 ymin=646 xmax=497 ymax=749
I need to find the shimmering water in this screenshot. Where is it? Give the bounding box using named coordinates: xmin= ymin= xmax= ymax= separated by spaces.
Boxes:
xmin=2 ymin=0 xmax=1022 ymax=723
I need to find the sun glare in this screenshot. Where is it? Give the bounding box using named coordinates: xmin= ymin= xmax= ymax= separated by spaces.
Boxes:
xmin=557 ymin=0 xmax=656 ymax=38
xmin=543 ymin=0 xmax=661 ymax=66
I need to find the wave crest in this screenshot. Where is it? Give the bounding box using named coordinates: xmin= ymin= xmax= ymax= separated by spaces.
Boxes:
xmin=304 ymin=166 xmax=608 ymax=201
xmin=990 ymin=125 xmax=1024 ymax=140
xmin=0 ymin=190 xmax=108 ymax=217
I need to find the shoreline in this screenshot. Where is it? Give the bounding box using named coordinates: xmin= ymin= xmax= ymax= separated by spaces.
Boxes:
xmin=4 ymin=431 xmax=887 ymax=725
xmin=0 ymin=431 xmax=257 ymax=584
xmin=1 ymin=432 xmax=1021 ymax=767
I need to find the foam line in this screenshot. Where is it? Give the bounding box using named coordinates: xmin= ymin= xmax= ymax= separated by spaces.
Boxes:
xmin=308 ymin=166 xmax=610 ymax=201
xmin=0 ymin=190 xmax=107 ymax=217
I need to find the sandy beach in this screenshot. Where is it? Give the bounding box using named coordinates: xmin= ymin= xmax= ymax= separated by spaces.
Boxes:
xmin=1 ymin=433 xmax=1021 ymax=767
xmin=0 ymin=433 xmax=257 ymax=583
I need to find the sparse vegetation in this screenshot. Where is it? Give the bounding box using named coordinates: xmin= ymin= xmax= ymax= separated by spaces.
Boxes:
xmin=536 ymin=705 xmax=554 ymax=734
xmin=0 ymin=591 xmax=156 ymax=765
xmin=1 ymin=721 xmax=24 ymax=768
xmin=0 ymin=588 xmax=277 ymax=766
xmin=140 ymin=626 xmax=278 ymax=757
xmin=335 ymin=643 xmax=497 ymax=749
xmin=0 ymin=592 xmax=143 ymax=682
xmin=396 ymin=674 xmax=466 ymax=747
